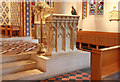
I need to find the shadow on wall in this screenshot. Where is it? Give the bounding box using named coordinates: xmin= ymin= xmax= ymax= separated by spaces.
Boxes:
xmin=118 ymin=1 xmax=120 ymax=76
xmin=94 ymin=1 xmax=104 ymax=31
xmin=118 ymin=1 xmax=120 ymax=33
xmin=94 ymin=14 xmax=104 ymax=31
xmin=53 ymin=2 xmax=66 ymax=14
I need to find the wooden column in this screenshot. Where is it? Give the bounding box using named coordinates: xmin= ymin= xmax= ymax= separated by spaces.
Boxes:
xmin=29 ymin=2 xmax=32 ymax=37
xmin=79 ymin=43 xmax=82 ymax=49
xmin=20 ymin=2 xmax=24 ymax=36
xmin=96 ymin=45 xmax=99 ymax=49
xmin=10 ymin=26 xmax=12 ymax=37
xmin=5 ymin=26 xmax=8 ymax=36
xmin=88 ymin=44 xmax=90 ymax=49
xmin=23 ymin=1 xmax=26 ymax=36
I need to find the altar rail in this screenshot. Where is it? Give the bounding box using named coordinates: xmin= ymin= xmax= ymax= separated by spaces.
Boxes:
xmin=45 ymin=14 xmax=80 ymax=56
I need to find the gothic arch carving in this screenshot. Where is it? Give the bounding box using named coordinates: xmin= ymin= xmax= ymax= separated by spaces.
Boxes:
xmin=45 ymin=14 xmax=80 ymax=56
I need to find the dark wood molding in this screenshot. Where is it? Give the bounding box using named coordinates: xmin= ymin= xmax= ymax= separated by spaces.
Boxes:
xmin=109 ymin=19 xmax=120 ymax=21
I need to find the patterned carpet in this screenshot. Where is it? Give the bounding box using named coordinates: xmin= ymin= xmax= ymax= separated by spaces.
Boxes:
xmin=46 ymin=70 xmax=91 ymax=81
xmin=44 ymin=68 xmax=119 ymax=81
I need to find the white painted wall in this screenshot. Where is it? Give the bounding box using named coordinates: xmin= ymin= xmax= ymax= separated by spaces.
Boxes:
xmin=77 ymin=1 xmax=119 ymax=33
xmin=53 ymin=0 xmax=119 ymax=33
xmin=53 ymin=2 xmax=66 ymax=14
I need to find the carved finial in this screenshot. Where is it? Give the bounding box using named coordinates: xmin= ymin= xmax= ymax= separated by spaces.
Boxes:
xmin=113 ymin=6 xmax=116 ymax=9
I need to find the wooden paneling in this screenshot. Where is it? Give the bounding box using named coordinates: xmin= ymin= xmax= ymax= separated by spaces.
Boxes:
xmin=101 ymin=48 xmax=119 ymax=77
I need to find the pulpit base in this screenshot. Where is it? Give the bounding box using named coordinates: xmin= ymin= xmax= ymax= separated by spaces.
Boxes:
xmin=31 ymin=50 xmax=91 ymax=80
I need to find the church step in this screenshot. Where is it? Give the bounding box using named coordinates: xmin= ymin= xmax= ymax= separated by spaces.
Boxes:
xmin=1 ymin=60 xmax=37 ymax=75
xmin=1 ymin=53 xmax=31 ymax=63
xmin=2 ymin=69 xmax=44 ymax=80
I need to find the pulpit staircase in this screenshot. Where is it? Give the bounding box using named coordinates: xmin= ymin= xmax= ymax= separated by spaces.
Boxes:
xmin=0 ymin=1 xmax=53 ymax=80
xmin=0 ymin=54 xmax=44 ymax=80
xmin=0 ymin=1 xmax=83 ymax=80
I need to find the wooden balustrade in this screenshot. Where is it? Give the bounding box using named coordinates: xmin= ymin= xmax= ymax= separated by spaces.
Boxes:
xmin=0 ymin=26 xmax=21 ymax=37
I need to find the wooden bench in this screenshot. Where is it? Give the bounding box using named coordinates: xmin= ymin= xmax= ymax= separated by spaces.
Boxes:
xmin=76 ymin=31 xmax=119 ymax=80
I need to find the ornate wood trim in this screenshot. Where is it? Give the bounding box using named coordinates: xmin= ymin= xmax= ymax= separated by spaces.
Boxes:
xmin=82 ymin=0 xmax=87 ymax=19
xmin=23 ymin=1 xmax=26 ymax=36
xmin=20 ymin=2 xmax=24 ymax=36
xmin=29 ymin=2 xmax=32 ymax=36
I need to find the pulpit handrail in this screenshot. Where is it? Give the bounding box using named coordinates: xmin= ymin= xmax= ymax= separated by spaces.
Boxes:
xmin=53 ymin=14 xmax=80 ymax=17
xmin=92 ymin=45 xmax=120 ymax=54
xmin=100 ymin=45 xmax=120 ymax=52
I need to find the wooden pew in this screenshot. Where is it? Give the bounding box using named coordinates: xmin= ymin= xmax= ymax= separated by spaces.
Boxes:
xmin=76 ymin=31 xmax=119 ymax=50
xmin=76 ymin=31 xmax=119 ymax=80
xmin=91 ymin=46 xmax=119 ymax=80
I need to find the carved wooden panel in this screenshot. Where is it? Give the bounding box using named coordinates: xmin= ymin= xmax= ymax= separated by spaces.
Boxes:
xmin=10 ymin=2 xmax=21 ymax=26
xmin=0 ymin=1 xmax=10 ymax=25
xmin=0 ymin=1 xmax=21 ymax=26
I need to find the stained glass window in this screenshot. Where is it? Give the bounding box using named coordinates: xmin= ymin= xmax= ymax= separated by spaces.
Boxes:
xmin=31 ymin=1 xmax=35 ymax=28
xmin=97 ymin=0 xmax=104 ymax=15
xmin=89 ymin=0 xmax=96 ymax=15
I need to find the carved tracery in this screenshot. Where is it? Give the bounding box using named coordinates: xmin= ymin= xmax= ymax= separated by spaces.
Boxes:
xmin=45 ymin=14 xmax=80 ymax=56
